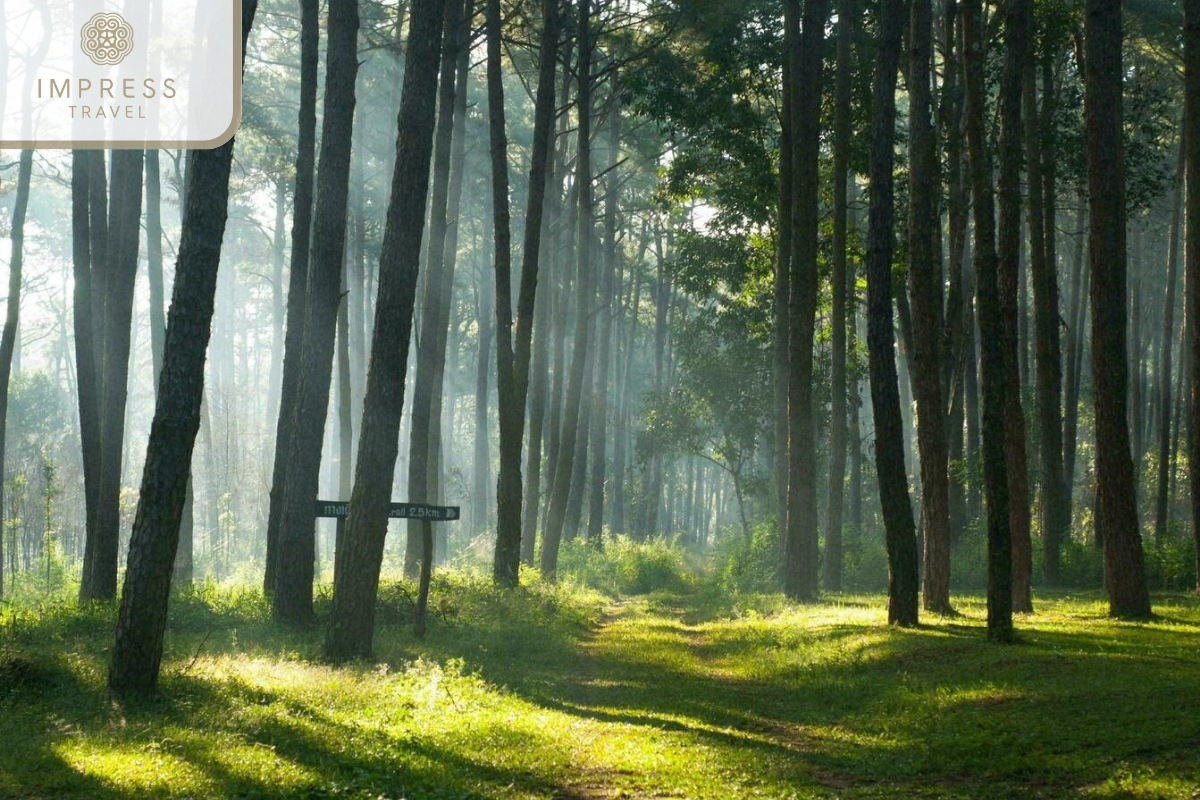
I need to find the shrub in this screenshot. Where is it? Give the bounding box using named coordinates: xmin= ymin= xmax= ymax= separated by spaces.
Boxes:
xmin=714 ymin=520 xmax=779 ymax=596
xmin=557 ymin=535 xmax=695 ymax=596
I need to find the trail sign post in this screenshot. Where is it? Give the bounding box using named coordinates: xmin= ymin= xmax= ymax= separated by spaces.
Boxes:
xmin=314 ymin=501 xmax=461 ymax=521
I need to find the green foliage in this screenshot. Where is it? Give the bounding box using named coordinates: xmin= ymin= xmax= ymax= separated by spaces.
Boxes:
xmin=1144 ymin=539 xmax=1197 ymax=592
xmin=714 ymin=519 xmax=779 ymax=596
xmin=557 ymin=535 xmax=697 ymax=596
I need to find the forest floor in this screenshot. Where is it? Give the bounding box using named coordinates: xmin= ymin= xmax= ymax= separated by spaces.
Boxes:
xmin=2 ymin=575 xmax=1200 ymax=799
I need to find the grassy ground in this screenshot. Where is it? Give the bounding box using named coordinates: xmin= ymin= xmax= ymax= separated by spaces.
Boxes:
xmin=2 ymin=576 xmax=1200 ymax=799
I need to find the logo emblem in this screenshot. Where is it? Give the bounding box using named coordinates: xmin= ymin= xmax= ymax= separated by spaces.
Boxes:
xmin=80 ymin=13 xmax=135 ymax=66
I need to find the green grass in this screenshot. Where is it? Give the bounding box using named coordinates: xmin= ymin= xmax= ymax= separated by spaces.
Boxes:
xmin=3 ymin=575 xmax=1200 ymax=798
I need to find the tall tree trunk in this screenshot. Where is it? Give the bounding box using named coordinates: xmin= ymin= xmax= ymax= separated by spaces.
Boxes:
xmin=585 ymin=84 xmax=620 ymax=549
xmin=90 ymin=149 xmax=144 ymax=602
xmin=146 ymin=149 xmax=193 ymax=586
xmin=774 ymin=10 xmax=794 ymax=563
xmin=541 ymin=0 xmax=595 ymax=580
xmin=782 ymin=0 xmax=829 ymax=602
xmin=492 ymin=0 xmax=560 ymax=583
xmin=1155 ymin=137 xmax=1183 ymax=548
xmin=0 ymin=150 xmax=31 ymax=603
xmin=522 ymin=149 xmax=562 ymax=566
xmin=72 ymin=151 xmax=103 ymax=603
xmin=324 ymin=0 xmax=445 ymax=659
xmin=864 ymin=0 xmax=918 ymax=626
xmin=474 ymin=266 xmax=495 ymax=536
xmin=1030 ymin=43 xmax=1068 ymax=586
xmin=1184 ymin=0 xmax=1200 ymax=594
xmin=108 ymin=1 xmax=258 ymax=697
xmin=1084 ymin=0 xmax=1151 ymax=618
xmin=964 ymin=0 xmax=1013 ymax=641
xmin=268 ymin=177 xmax=287 ymax=430
xmin=909 ymin=0 xmax=952 ymax=615
xmin=1063 ymin=205 xmax=1088 ymax=512
xmin=407 ymin=0 xmax=468 ymax=579
xmin=264 ymin=0 xmax=319 ymax=595
xmin=942 ymin=0 xmax=969 ymax=542
xmin=273 ymin=0 xmax=360 ymax=625
xmin=824 ymin=0 xmax=854 ymax=594
xmin=998 ymin=0 xmax=1033 ymax=614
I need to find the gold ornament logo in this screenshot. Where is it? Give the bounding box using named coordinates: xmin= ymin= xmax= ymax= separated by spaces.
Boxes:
xmin=80 ymin=13 xmax=135 ymax=66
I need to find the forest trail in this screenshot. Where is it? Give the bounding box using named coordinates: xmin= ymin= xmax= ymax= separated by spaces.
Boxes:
xmin=4 ymin=587 xmax=1200 ymax=799
xmin=520 ymin=590 xmax=1200 ymax=799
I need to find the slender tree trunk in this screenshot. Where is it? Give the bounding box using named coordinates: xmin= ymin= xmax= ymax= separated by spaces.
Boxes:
xmin=108 ymin=1 xmax=258 ymax=697
xmin=1063 ymin=205 xmax=1088 ymax=511
xmin=909 ymin=0 xmax=952 ymax=615
xmin=775 ymin=13 xmax=794 ymax=560
xmin=783 ymin=0 xmax=829 ymax=602
xmin=474 ymin=266 xmax=495 ymax=534
xmin=541 ymin=0 xmax=595 ymax=579
xmin=521 ymin=158 xmax=560 ymax=566
xmin=0 ymin=151 xmax=31 ymax=603
xmin=865 ymin=0 xmax=918 ymax=626
xmin=998 ymin=0 xmax=1033 ymax=614
xmin=407 ymin=0 xmax=467 ymax=578
xmin=964 ymin=0 xmax=1013 ymax=641
xmin=824 ymin=0 xmax=854 ymax=594
xmin=492 ymin=0 xmax=560 ymax=583
xmin=72 ymin=151 xmax=103 ymax=603
xmin=324 ymin=0 xmax=445 ymax=659
xmin=585 ymin=85 xmax=620 ymax=548
xmin=1184 ymin=0 xmax=1200 ymax=594
xmin=1030 ymin=45 xmax=1068 ymax=586
xmin=90 ymin=150 xmax=144 ymax=602
xmin=1155 ymin=136 xmax=1184 ymax=548
xmin=264 ymin=0 xmax=319 ymax=595
xmin=1084 ymin=0 xmax=1151 ymax=618
xmin=273 ymin=0 xmax=360 ymax=625
xmin=942 ymin=0 xmax=967 ymax=542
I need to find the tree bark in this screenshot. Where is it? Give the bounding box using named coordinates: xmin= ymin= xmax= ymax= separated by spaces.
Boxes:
xmin=493 ymin=0 xmax=560 ymax=583
xmin=1029 ymin=42 xmax=1068 ymax=586
xmin=1184 ymin=0 xmax=1200 ymax=594
xmin=108 ymin=1 xmax=258 ymax=697
xmin=0 ymin=150 xmax=31 ymax=603
xmin=824 ymin=0 xmax=854 ymax=594
xmin=264 ymin=0 xmax=319 ymax=595
xmin=91 ymin=149 xmax=144 ymax=602
xmin=585 ymin=83 xmax=620 ymax=549
xmin=541 ymin=0 xmax=595 ymax=579
xmin=998 ymin=0 xmax=1033 ymax=614
xmin=864 ymin=0 xmax=918 ymax=626
xmin=324 ymin=0 xmax=446 ymax=659
xmin=1084 ymin=0 xmax=1151 ymax=618
xmin=909 ymin=0 xmax=952 ymax=615
xmin=782 ymin=0 xmax=829 ymax=602
xmin=964 ymin=0 xmax=1013 ymax=641
xmin=72 ymin=150 xmax=102 ymax=603
xmin=273 ymin=0 xmax=360 ymax=626
xmin=1154 ymin=136 xmax=1184 ymax=548
xmin=1063 ymin=203 xmax=1088 ymax=513
xmin=407 ymin=0 xmax=468 ymax=579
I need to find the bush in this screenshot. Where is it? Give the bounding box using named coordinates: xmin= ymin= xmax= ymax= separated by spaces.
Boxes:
xmin=714 ymin=520 xmax=779 ymax=596
xmin=1144 ymin=538 xmax=1196 ymax=592
xmin=557 ymin=535 xmax=695 ymax=596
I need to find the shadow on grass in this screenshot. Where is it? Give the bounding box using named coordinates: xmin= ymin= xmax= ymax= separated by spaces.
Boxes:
xmin=5 ymin=586 xmax=1200 ymax=798
xmin=463 ymin=592 xmax=1200 ymax=794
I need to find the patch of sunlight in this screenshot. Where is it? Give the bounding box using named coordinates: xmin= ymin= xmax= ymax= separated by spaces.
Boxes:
xmin=178 ymin=734 xmax=323 ymax=788
xmin=1079 ymin=767 xmax=1198 ymax=798
xmin=54 ymin=739 xmax=212 ymax=795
